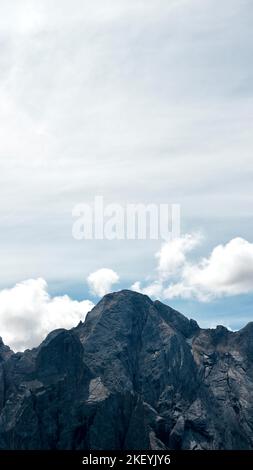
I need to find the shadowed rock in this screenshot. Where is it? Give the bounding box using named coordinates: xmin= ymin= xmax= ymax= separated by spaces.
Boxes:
xmin=0 ymin=290 xmax=253 ymax=449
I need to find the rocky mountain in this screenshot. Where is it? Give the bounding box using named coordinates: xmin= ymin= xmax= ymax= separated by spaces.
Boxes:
xmin=0 ymin=289 xmax=253 ymax=450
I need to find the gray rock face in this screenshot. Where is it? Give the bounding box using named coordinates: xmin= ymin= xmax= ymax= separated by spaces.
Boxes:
xmin=0 ymin=290 xmax=253 ymax=449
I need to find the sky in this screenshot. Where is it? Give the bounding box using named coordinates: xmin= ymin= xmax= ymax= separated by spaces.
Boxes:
xmin=0 ymin=0 xmax=253 ymax=351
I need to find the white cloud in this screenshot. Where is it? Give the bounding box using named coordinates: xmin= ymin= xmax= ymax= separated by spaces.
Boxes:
xmin=163 ymin=282 xmax=197 ymax=300
xmin=131 ymin=281 xmax=163 ymax=298
xmin=156 ymin=233 xmax=202 ymax=279
xmin=0 ymin=278 xmax=94 ymax=352
xmin=180 ymin=237 xmax=253 ymax=300
xmin=132 ymin=233 xmax=200 ymax=298
xmin=132 ymin=235 xmax=253 ymax=302
xmin=87 ymin=268 xmax=119 ymax=297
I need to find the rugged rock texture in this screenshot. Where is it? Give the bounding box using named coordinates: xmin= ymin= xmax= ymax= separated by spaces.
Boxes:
xmin=0 ymin=289 xmax=253 ymax=449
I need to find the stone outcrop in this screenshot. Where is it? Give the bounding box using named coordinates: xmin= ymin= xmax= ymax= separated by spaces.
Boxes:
xmin=0 ymin=290 xmax=253 ymax=449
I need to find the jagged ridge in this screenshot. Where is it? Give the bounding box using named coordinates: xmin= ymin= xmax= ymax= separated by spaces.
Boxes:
xmin=0 ymin=290 xmax=253 ymax=450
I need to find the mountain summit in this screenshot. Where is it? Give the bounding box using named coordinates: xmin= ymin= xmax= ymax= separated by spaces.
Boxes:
xmin=0 ymin=290 xmax=253 ymax=450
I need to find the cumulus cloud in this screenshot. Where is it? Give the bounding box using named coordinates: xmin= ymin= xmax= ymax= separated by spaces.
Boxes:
xmin=156 ymin=233 xmax=202 ymax=279
xmin=132 ymin=233 xmax=200 ymax=297
xmin=179 ymin=237 xmax=253 ymax=300
xmin=132 ymin=235 xmax=253 ymax=302
xmin=0 ymin=278 xmax=94 ymax=352
xmin=131 ymin=281 xmax=163 ymax=298
xmin=87 ymin=268 xmax=119 ymax=297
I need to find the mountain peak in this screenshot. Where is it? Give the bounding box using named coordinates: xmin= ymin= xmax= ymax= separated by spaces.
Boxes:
xmin=0 ymin=290 xmax=253 ymax=450
xmin=81 ymin=289 xmax=198 ymax=340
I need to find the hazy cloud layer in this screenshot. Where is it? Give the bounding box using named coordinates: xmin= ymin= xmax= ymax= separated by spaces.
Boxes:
xmin=0 ymin=0 xmax=253 ymax=288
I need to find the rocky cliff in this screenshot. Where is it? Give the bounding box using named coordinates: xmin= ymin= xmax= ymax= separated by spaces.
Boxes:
xmin=0 ymin=290 xmax=253 ymax=450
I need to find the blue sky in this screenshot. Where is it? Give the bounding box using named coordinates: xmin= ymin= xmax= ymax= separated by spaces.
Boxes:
xmin=0 ymin=0 xmax=253 ymax=350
